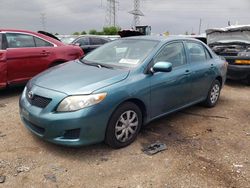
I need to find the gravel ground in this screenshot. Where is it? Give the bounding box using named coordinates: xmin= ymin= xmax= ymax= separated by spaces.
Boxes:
xmin=0 ymin=81 xmax=249 ymax=188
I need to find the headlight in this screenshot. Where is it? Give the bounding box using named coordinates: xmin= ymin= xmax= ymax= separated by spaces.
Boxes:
xmin=57 ymin=93 xmax=107 ymax=112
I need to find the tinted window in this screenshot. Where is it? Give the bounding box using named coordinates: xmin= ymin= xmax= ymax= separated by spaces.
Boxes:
xmin=6 ymin=33 xmax=35 ymax=48
xmin=90 ymin=37 xmax=108 ymax=45
xmin=154 ymin=42 xmax=186 ymax=68
xmin=75 ymin=37 xmax=89 ymax=46
xmin=186 ymin=42 xmax=207 ymax=63
xmin=34 ymin=37 xmax=53 ymax=47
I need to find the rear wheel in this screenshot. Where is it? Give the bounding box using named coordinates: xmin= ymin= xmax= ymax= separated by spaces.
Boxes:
xmin=105 ymin=102 xmax=142 ymax=148
xmin=203 ymin=79 xmax=221 ymax=108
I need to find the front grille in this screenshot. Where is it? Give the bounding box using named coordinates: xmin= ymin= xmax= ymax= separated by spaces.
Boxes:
xmin=23 ymin=118 xmax=45 ymax=135
xmin=26 ymin=90 xmax=52 ymax=108
xmin=63 ymin=128 xmax=81 ymax=139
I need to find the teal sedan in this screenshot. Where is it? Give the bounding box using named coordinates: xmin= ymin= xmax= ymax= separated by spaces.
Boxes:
xmin=19 ymin=36 xmax=227 ymax=148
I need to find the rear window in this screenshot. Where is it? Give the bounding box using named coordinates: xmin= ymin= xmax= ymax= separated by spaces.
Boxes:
xmin=34 ymin=37 xmax=53 ymax=47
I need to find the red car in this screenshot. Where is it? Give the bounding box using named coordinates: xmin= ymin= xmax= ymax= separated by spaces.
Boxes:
xmin=0 ymin=29 xmax=83 ymax=89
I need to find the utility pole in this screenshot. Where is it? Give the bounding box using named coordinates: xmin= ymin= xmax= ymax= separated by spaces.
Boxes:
xmin=129 ymin=0 xmax=144 ymax=27
xmin=198 ymin=18 xmax=202 ymax=35
xmin=40 ymin=13 xmax=46 ymax=31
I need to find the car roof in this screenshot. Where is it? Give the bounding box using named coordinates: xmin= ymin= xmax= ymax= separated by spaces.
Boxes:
xmin=0 ymin=28 xmax=39 ymax=34
xmin=74 ymin=35 xmax=111 ymax=40
xmin=0 ymin=29 xmax=63 ymax=46
xmin=121 ymin=35 xmax=202 ymax=43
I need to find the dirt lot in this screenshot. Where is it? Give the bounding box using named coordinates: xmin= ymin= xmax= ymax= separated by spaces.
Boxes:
xmin=0 ymin=81 xmax=249 ymax=188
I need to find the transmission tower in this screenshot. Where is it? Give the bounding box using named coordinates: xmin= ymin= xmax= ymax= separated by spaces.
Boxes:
xmin=105 ymin=0 xmax=118 ymax=27
xmin=129 ymin=0 xmax=144 ymax=27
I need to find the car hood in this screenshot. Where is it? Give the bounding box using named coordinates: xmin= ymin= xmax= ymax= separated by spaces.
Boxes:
xmin=32 ymin=60 xmax=129 ymax=95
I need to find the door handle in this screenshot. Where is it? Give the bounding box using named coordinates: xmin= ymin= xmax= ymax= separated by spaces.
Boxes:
xmin=40 ymin=50 xmax=50 ymax=55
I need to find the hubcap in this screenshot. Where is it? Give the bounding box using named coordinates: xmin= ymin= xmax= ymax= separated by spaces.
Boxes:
xmin=210 ymin=84 xmax=220 ymax=104
xmin=115 ymin=110 xmax=139 ymax=143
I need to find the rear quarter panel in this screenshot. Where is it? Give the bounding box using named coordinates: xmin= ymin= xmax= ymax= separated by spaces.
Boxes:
xmin=215 ymin=56 xmax=228 ymax=86
xmin=51 ymin=45 xmax=83 ymax=64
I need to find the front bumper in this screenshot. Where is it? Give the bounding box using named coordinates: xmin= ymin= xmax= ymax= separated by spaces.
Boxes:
xmin=19 ymin=85 xmax=111 ymax=146
xmin=227 ymin=64 xmax=250 ymax=80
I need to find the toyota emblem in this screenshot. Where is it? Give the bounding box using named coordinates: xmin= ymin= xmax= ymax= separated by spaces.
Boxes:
xmin=28 ymin=91 xmax=34 ymax=99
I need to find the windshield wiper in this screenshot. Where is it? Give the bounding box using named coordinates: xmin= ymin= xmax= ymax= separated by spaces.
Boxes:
xmin=97 ymin=63 xmax=114 ymax=69
xmin=80 ymin=59 xmax=113 ymax=69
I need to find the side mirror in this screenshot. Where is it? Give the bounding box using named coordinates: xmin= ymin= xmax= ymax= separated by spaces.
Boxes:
xmin=151 ymin=62 xmax=172 ymax=73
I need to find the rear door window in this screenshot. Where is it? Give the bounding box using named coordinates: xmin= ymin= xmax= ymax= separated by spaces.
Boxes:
xmin=205 ymin=48 xmax=212 ymax=59
xmin=34 ymin=37 xmax=53 ymax=47
xmin=186 ymin=42 xmax=207 ymax=63
xmin=6 ymin=33 xmax=35 ymax=48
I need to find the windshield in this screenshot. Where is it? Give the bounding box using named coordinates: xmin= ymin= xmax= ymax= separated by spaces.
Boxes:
xmin=83 ymin=39 xmax=159 ymax=68
xmin=207 ymin=30 xmax=250 ymax=44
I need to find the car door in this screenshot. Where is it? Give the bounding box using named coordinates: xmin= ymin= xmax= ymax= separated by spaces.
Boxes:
xmin=5 ymin=32 xmax=54 ymax=84
xmin=149 ymin=41 xmax=192 ymax=119
xmin=184 ymin=41 xmax=215 ymax=101
xmin=0 ymin=33 xmax=7 ymax=88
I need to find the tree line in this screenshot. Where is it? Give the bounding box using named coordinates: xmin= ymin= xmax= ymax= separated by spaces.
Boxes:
xmin=72 ymin=26 xmax=120 ymax=35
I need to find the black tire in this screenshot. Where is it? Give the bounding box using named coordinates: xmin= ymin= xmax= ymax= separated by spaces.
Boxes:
xmin=203 ymin=79 xmax=221 ymax=108
xmin=105 ymin=102 xmax=142 ymax=149
xmin=245 ymin=75 xmax=250 ymax=86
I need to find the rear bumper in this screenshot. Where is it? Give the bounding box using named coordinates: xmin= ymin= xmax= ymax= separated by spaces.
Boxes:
xmin=227 ymin=64 xmax=250 ymax=80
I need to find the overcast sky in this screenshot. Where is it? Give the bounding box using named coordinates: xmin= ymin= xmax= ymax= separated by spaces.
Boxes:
xmin=1 ymin=0 xmax=250 ymax=35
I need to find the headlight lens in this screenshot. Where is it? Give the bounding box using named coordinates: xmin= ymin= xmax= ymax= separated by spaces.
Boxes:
xmin=57 ymin=93 xmax=107 ymax=112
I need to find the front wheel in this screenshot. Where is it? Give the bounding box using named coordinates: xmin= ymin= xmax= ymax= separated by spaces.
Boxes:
xmin=203 ymin=79 xmax=221 ymax=108
xmin=105 ymin=102 xmax=142 ymax=148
